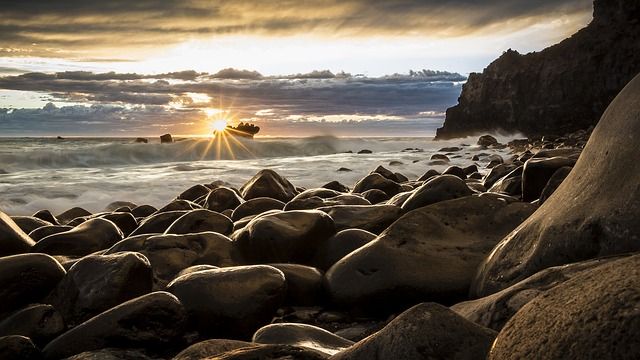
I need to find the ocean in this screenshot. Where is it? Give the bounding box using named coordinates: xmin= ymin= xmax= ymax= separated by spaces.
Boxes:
xmin=0 ymin=136 xmax=517 ymax=215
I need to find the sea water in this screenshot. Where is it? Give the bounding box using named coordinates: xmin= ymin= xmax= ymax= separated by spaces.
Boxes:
xmin=0 ymin=136 xmax=517 ymax=215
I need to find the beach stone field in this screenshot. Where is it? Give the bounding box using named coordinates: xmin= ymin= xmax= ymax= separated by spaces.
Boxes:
xmin=1 ymin=75 xmax=640 ymax=359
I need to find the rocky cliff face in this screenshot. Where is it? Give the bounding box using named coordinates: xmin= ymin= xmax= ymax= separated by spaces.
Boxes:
xmin=435 ymin=0 xmax=640 ymax=139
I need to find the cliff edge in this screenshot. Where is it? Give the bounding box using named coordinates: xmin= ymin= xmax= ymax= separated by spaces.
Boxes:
xmin=435 ymin=0 xmax=640 ymax=139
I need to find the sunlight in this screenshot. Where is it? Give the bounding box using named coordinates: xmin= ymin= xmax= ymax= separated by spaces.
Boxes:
xmin=211 ymin=119 xmax=228 ymax=132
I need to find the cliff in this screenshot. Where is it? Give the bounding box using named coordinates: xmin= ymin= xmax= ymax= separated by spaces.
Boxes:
xmin=435 ymin=0 xmax=640 ymax=139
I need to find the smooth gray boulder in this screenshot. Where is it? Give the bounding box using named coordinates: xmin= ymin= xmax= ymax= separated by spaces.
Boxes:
xmin=326 ymin=195 xmax=535 ymax=308
xmin=473 ymin=73 xmax=640 ymax=296
xmin=240 ymin=169 xmax=298 ymax=202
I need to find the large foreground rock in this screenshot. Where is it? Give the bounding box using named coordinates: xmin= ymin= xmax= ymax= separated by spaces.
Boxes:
xmin=331 ymin=303 xmax=496 ymax=360
xmin=0 ymin=211 xmax=35 ymax=256
xmin=452 ymin=255 xmax=625 ymax=331
xmin=254 ymin=323 xmax=353 ymax=356
xmin=42 ymin=292 xmax=186 ymax=359
xmin=473 ymin=73 xmax=640 ymax=296
xmin=240 ymin=169 xmax=298 ymax=202
xmin=317 ymin=205 xmax=402 ymax=234
xmin=32 ymin=218 xmax=123 ymax=256
xmin=233 ymin=210 xmax=335 ymax=265
xmin=0 ymin=304 xmax=65 ymax=346
xmin=166 ymin=265 xmax=286 ymax=338
xmin=326 ymin=195 xmax=535 ymax=308
xmin=489 ymin=255 xmax=640 ymax=359
xmin=0 ymin=254 xmax=65 ymax=316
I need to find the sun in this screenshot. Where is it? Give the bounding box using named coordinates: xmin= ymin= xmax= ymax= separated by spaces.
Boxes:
xmin=211 ymin=119 xmax=228 ymax=132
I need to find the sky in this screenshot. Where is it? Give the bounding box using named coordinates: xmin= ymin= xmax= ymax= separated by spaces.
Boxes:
xmin=0 ymin=0 xmax=594 ymax=137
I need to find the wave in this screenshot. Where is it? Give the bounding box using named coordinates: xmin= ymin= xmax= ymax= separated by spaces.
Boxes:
xmin=0 ymin=136 xmax=438 ymax=171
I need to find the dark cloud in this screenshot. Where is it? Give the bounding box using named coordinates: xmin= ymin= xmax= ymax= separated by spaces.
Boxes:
xmin=0 ymin=68 xmax=464 ymax=136
xmin=0 ymin=0 xmax=593 ymax=58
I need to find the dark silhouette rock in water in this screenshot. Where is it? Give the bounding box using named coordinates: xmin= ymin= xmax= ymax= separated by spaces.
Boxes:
xmin=436 ymin=0 xmax=640 ymax=139
xmin=472 ymin=73 xmax=640 ymax=297
xmin=225 ymin=122 xmax=260 ymax=138
xmin=160 ymin=133 xmax=173 ymax=143
xmin=135 ymin=137 xmax=148 ymax=143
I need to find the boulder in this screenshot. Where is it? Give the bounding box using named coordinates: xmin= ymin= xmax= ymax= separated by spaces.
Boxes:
xmin=233 ymin=210 xmax=336 ymax=265
xmin=311 ymin=229 xmax=377 ymax=271
xmin=204 ymin=187 xmax=244 ymax=213
xmin=240 ymin=169 xmax=298 ymax=202
xmin=156 ymin=200 xmax=198 ymax=213
xmin=45 ymin=252 xmax=153 ymax=327
xmin=488 ymin=166 xmax=523 ymax=196
xmin=11 ymin=216 xmax=52 ymax=234
xmin=166 ymin=266 xmax=286 ymax=338
xmin=230 ymin=197 xmax=285 ymax=221
xmin=361 ymin=189 xmax=389 ymax=204
xmin=473 ymin=74 xmax=640 ymax=296
xmin=212 ymin=344 xmax=326 ymax=359
xmin=0 ymin=335 xmax=41 ymax=360
xmin=164 ymin=209 xmax=233 ymax=235
xmin=452 ymin=255 xmax=625 ymax=331
xmin=521 ymin=157 xmax=576 ymax=201
xmin=285 ymin=195 xmax=370 ymax=211
xmin=104 ymin=201 xmax=137 ymax=212
xmin=0 ymin=211 xmax=35 ymax=256
xmin=131 ymin=205 xmax=158 ymax=218
xmin=477 ymin=135 xmax=499 ymax=147
xmin=177 ymin=184 xmax=211 ymax=202
xmin=442 ymin=165 xmax=466 ymax=179
xmin=56 ymin=207 xmax=92 ymax=225
xmin=268 ymin=264 xmax=324 ymax=306
xmin=160 ymin=133 xmax=173 ymax=143
xmin=0 ymin=304 xmax=64 ymax=346
xmin=32 ymin=209 xmax=59 ymax=225
xmin=330 ymin=303 xmax=497 ymax=360
xmin=489 ymin=255 xmax=640 ymax=359
xmin=106 ymin=232 xmax=237 ymax=288
xmin=482 ymin=164 xmax=515 ymax=189
xmin=254 ymin=323 xmax=353 ymax=356
xmin=370 ymin=165 xmax=402 ymax=183
xmin=352 ymin=173 xmax=402 ymax=196
xmin=99 ymin=212 xmax=138 ymax=236
xmin=173 ymin=339 xmax=254 ymax=360
xmin=317 ymin=205 xmax=402 ymax=234
xmin=0 ymin=254 xmax=65 ymax=315
xmin=42 ymin=292 xmax=186 ymax=359
xmin=417 ymin=169 xmax=439 ymax=182
xmin=322 ymin=181 xmax=350 ymax=193
xmin=129 ymin=210 xmax=189 ymax=236
xmin=401 ymin=175 xmax=473 ymax=212
xmin=538 ymin=166 xmax=572 ymax=204
xmin=32 ymin=218 xmax=123 ymax=256
xmin=326 ymin=195 xmax=535 ymax=308
xmin=66 ymin=348 xmax=155 ymax=359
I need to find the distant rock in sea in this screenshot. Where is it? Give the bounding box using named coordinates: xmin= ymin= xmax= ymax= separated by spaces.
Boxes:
xmin=435 ymin=0 xmax=640 ymax=139
xmin=160 ymin=134 xmax=173 ymax=143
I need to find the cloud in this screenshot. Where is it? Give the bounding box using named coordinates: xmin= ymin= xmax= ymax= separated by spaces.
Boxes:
xmin=0 ymin=68 xmax=464 ymax=136
xmin=0 ymin=0 xmax=593 ymax=58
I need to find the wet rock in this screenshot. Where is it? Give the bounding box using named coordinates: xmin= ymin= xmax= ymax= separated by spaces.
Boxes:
xmin=477 ymin=135 xmax=499 ymax=147
xmin=32 ymin=218 xmax=123 ymax=256
xmin=361 ymin=189 xmax=389 ymax=204
xmin=240 ymin=169 xmax=298 ymax=202
xmin=167 ymin=265 xmax=286 ymax=338
xmin=269 ymin=264 xmax=324 ymax=306
xmin=156 ymin=200 xmax=198 ymax=213
xmin=177 ymin=184 xmax=211 ymax=202
xmin=357 ymin=149 xmax=372 ymax=154
xmin=129 ymin=210 xmax=189 ymax=236
xmin=463 ymin=164 xmax=478 ymax=175
xmin=326 ymin=196 xmax=535 ymax=308
xmin=482 ymin=164 xmax=516 ymax=189
xmin=489 ymin=255 xmax=640 ymax=360
xmin=488 ymin=166 xmax=523 ymax=196
xmin=215 ymin=344 xmax=326 ymax=359
xmin=65 ymin=348 xmax=155 ymax=359
xmin=42 ymin=292 xmax=186 ymax=359
xmin=131 ymin=205 xmax=157 ymax=218
xmin=33 ymin=209 xmax=59 ymax=225
xmin=539 ymin=166 xmax=572 ymax=204
xmin=0 ymin=211 xmax=35 ymax=256
xmin=442 ymin=165 xmax=466 ymax=179
xmin=160 ymin=133 xmax=173 ymax=143
xmin=174 ymin=264 xmax=219 ymax=278
xmin=231 ymin=198 xmax=285 ymax=221
xmin=29 ymin=225 xmax=73 ymax=241
xmin=204 ymin=187 xmax=244 ymax=213
xmin=99 ymin=212 xmax=138 ymax=237
xmin=322 ymin=181 xmax=350 ymax=193
xmin=472 ymin=74 xmax=640 ymax=296
xmin=311 ymin=229 xmax=377 ymax=271
xmin=401 ymin=175 xmax=473 ymax=212
xmin=331 ymin=303 xmax=496 ymax=360
xmin=173 ymin=339 xmax=254 ymax=360
xmin=56 ymin=207 xmax=92 ymax=225
xmin=521 ymin=157 xmax=576 ymax=201
xmin=233 ymin=210 xmax=336 ymax=265
xmin=164 ymin=209 xmax=233 ymax=235
xmin=45 ymin=252 xmax=153 ymax=327
xmin=254 ymin=323 xmax=353 ymax=357
xmin=337 ymin=167 xmax=352 ymax=172
xmin=0 ymin=254 xmax=65 ymax=315
xmin=0 ymin=304 xmax=64 ymax=346
xmin=11 ymin=217 xmax=52 ymax=234
xmin=104 ymin=201 xmax=137 ymax=212
xmin=106 ymin=232 xmax=237 ymax=288
xmin=352 ymin=173 xmax=402 ymax=197
xmin=317 ymin=205 xmax=402 ymax=234
xmin=452 ymin=256 xmax=625 ymax=331
xmin=0 ymin=335 xmax=41 ymax=360
xmin=417 ymin=169 xmax=439 ymax=182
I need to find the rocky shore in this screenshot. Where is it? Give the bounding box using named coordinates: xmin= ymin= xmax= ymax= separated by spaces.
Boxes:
xmin=1 ymin=76 xmax=639 ymax=358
